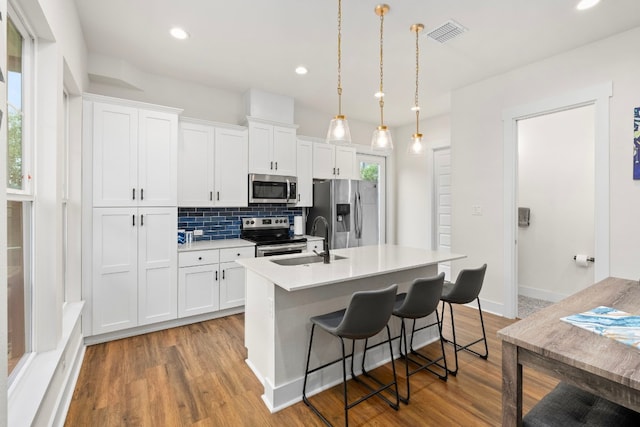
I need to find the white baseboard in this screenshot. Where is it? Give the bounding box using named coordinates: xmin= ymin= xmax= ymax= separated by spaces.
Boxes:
xmin=518 ymin=285 xmax=566 ymax=303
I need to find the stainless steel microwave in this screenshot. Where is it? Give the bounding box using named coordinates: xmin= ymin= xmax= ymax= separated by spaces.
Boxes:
xmin=248 ymin=174 xmax=297 ymax=204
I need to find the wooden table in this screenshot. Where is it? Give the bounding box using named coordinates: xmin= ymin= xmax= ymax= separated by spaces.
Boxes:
xmin=498 ymin=277 xmax=640 ymax=426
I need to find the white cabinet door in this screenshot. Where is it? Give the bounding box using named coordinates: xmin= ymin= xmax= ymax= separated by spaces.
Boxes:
xmin=296 ymin=140 xmax=313 ymax=207
xmin=138 ymin=207 xmax=177 ymax=325
xmin=272 ymin=126 xmax=297 ymax=176
xmin=214 ymin=127 xmax=248 ymax=207
xmin=138 ymin=110 xmax=178 ymax=207
xmin=248 ymin=121 xmax=273 ymax=174
xmin=93 ymin=103 xmax=138 ymax=207
xmin=219 ymin=261 xmax=246 ymax=310
xmin=178 ymin=264 xmax=220 ymax=317
xmin=334 ymin=145 xmax=357 ymax=180
xmin=313 ymin=143 xmax=336 ymax=180
xmin=92 ymin=208 xmax=138 ymax=334
xmin=179 ymin=122 xmax=214 ymax=206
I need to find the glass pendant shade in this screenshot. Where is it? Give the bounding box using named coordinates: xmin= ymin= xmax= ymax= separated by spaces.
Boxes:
xmin=327 ymin=114 xmax=352 ymax=143
xmin=408 ymin=133 xmax=425 ymax=155
xmin=371 ymin=125 xmax=393 ymax=150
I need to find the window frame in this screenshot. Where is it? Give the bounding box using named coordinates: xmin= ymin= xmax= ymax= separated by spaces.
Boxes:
xmin=6 ymin=2 xmax=36 ymax=383
xmin=6 ymin=3 xmax=34 ymax=197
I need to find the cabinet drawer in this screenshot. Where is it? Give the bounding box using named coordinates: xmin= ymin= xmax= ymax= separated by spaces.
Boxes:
xmin=220 ymin=246 xmax=255 ymax=262
xmin=179 ymin=249 xmax=220 ymax=267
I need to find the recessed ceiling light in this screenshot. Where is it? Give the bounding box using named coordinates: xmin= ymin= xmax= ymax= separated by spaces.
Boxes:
xmin=170 ymin=27 xmax=189 ymax=40
xmin=576 ymin=0 xmax=600 ymax=10
xmin=295 ymin=66 xmax=308 ymax=75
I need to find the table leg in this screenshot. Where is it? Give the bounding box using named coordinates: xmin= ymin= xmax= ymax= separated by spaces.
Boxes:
xmin=502 ymin=341 xmax=522 ymax=426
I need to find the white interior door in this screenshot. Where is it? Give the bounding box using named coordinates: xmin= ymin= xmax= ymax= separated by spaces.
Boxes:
xmin=433 ymin=148 xmax=452 ymax=280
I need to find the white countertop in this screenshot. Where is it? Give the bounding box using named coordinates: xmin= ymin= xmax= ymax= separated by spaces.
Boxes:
xmin=178 ymin=238 xmax=254 ymax=252
xmin=237 ymin=244 xmax=465 ymax=291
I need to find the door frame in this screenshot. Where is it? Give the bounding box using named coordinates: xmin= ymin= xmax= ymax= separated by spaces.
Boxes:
xmin=502 ymin=82 xmax=612 ymax=318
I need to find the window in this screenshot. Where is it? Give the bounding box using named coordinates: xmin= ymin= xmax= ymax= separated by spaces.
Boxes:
xmin=6 ymin=11 xmax=34 ymax=379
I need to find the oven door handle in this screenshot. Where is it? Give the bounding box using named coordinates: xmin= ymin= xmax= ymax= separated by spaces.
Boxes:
xmin=258 ymin=243 xmax=307 ymax=252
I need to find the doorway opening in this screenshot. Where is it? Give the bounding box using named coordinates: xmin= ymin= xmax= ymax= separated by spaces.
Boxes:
xmin=516 ymin=105 xmax=595 ymax=318
xmin=502 ymin=82 xmax=612 ymax=319
xmin=357 ymin=154 xmax=387 ymax=245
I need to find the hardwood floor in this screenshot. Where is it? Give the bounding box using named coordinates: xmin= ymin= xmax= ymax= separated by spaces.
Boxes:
xmin=65 ymin=306 xmax=557 ymax=426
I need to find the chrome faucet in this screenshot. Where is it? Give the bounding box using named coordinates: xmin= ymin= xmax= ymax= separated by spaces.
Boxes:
xmin=310 ymin=216 xmax=331 ymax=264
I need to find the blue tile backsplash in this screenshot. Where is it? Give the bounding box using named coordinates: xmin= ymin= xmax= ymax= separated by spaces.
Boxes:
xmin=178 ymin=205 xmax=303 ymax=240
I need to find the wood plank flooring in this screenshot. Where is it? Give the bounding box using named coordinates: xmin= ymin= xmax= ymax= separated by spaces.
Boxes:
xmin=65 ymin=306 xmax=558 ymax=426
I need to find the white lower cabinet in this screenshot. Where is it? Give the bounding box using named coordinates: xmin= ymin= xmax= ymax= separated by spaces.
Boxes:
xmin=92 ymin=207 xmax=177 ymax=335
xmin=178 ymin=245 xmax=254 ymax=317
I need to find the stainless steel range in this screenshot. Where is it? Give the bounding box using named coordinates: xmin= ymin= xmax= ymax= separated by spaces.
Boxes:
xmin=241 ymin=217 xmax=307 ymax=257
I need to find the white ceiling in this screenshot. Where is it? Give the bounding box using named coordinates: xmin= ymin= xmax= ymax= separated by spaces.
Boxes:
xmin=74 ymin=0 xmax=640 ymax=127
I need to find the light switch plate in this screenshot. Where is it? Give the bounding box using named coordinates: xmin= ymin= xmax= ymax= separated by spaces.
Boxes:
xmin=472 ymin=205 xmax=483 ymax=216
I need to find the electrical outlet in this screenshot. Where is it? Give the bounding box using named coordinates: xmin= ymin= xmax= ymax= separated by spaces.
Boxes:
xmin=193 ymin=229 xmax=203 ymax=236
xmin=472 ymin=205 xmax=483 ymax=216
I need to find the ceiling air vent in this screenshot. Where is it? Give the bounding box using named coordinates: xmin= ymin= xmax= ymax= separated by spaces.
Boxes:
xmin=426 ymin=20 xmax=468 ymax=43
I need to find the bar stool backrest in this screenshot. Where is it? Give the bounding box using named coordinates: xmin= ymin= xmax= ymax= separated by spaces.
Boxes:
xmin=335 ymin=284 xmax=398 ymax=340
xmin=444 ymin=264 xmax=487 ymax=305
xmin=395 ymin=273 xmax=445 ymax=319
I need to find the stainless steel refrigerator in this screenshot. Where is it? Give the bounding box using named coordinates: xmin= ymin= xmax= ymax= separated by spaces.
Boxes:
xmin=307 ymin=179 xmax=379 ymax=249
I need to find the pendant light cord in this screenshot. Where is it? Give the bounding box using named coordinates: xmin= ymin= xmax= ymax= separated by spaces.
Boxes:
xmin=414 ymin=25 xmax=420 ymax=134
xmin=378 ymin=9 xmax=385 ymax=126
xmin=337 ymin=0 xmax=343 ymax=116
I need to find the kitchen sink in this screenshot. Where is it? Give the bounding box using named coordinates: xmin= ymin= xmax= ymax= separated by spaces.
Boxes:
xmin=270 ymin=254 xmax=347 ymax=266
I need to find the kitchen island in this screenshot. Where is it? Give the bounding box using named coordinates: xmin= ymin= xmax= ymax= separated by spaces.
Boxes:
xmin=236 ymin=244 xmax=465 ymax=412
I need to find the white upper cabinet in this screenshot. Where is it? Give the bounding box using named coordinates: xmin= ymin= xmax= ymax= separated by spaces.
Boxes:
xmin=296 ymin=139 xmax=313 ymax=207
xmin=92 ymin=101 xmax=178 ymax=207
xmin=248 ymin=119 xmax=297 ymax=176
xmin=312 ymin=142 xmax=357 ymax=180
xmin=214 ymin=127 xmax=249 ymax=206
xmin=178 ymin=120 xmax=248 ymax=207
xmin=178 ymin=122 xmax=214 ymax=206
xmin=334 ymin=145 xmax=358 ymax=180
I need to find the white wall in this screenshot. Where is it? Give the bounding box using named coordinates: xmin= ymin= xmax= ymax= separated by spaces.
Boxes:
xmin=517 ymin=105 xmax=595 ymax=301
xmin=394 ymin=114 xmax=450 ymax=249
xmin=89 ymin=74 xmax=377 ymax=143
xmin=451 ymin=26 xmax=640 ymax=312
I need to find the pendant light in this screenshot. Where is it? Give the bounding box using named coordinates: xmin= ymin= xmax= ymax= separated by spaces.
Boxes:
xmin=326 ymin=0 xmax=352 ymax=144
xmin=371 ymin=4 xmax=392 ymax=151
xmin=408 ymin=23 xmax=425 ymax=156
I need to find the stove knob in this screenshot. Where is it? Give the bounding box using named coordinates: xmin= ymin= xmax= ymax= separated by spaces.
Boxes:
xmin=251 ymin=220 xmax=255 ymax=224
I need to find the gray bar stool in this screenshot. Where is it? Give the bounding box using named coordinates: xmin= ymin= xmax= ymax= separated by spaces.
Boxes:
xmin=302 ymin=284 xmax=400 ymax=427
xmin=439 ymin=264 xmax=488 ymax=376
xmin=392 ymin=273 xmax=448 ymax=403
